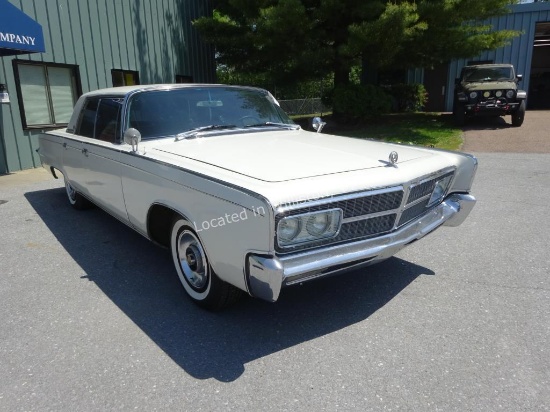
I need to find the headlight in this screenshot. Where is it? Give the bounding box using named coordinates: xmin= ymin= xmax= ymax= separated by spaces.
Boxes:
xmin=506 ymin=90 xmax=515 ymax=99
xmin=277 ymin=209 xmax=342 ymax=247
xmin=306 ymin=213 xmax=332 ymax=236
xmin=427 ymin=175 xmax=453 ymax=207
xmin=278 ymin=218 xmax=301 ymax=242
xmin=469 ymin=92 xmax=478 ymax=99
xmin=495 ymin=91 xmax=503 ymax=97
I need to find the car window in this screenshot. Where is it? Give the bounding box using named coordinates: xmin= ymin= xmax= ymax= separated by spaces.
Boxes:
xmin=77 ymin=98 xmax=99 ymax=138
xmin=95 ymin=98 xmax=123 ymax=142
xmin=127 ymin=87 xmax=294 ymax=139
xmin=76 ymin=97 xmax=122 ymax=142
xmin=463 ymin=67 xmax=513 ymax=82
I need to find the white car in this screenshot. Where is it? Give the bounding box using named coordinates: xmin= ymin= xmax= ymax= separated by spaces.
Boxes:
xmin=38 ymin=84 xmax=477 ymax=310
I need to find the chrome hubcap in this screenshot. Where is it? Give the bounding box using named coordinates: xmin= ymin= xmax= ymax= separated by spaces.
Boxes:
xmin=176 ymin=230 xmax=208 ymax=290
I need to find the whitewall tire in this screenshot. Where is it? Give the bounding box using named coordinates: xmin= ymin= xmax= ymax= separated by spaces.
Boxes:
xmin=170 ymin=218 xmax=242 ymax=310
xmin=64 ymin=178 xmax=91 ymax=210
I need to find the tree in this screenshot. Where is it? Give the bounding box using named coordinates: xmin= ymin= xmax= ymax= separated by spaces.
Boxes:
xmin=194 ymin=0 xmax=520 ymax=92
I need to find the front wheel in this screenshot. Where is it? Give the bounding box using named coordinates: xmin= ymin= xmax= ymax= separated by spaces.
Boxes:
xmin=511 ymin=101 xmax=525 ymax=127
xmin=170 ymin=218 xmax=243 ymax=310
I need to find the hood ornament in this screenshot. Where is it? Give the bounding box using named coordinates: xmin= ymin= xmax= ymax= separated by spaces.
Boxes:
xmin=389 ymin=151 xmax=399 ymax=165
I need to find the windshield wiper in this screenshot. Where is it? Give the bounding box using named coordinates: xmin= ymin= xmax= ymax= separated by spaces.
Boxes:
xmin=245 ymin=122 xmax=300 ymax=130
xmin=175 ymin=124 xmax=237 ymax=141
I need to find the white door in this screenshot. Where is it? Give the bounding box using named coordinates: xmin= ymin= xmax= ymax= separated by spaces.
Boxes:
xmin=68 ymin=97 xmax=128 ymax=222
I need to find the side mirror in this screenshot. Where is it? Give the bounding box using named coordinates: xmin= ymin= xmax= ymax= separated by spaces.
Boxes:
xmin=312 ymin=117 xmax=326 ymax=133
xmin=124 ymin=128 xmax=142 ymax=152
xmin=516 ymin=74 xmax=523 ymax=82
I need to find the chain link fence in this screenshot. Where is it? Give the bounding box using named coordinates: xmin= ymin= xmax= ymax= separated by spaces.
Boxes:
xmin=278 ymin=98 xmax=331 ymax=116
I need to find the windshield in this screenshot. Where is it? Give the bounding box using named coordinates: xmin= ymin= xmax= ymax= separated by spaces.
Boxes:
xmin=462 ymin=66 xmax=514 ymax=83
xmin=126 ymin=86 xmax=294 ymax=139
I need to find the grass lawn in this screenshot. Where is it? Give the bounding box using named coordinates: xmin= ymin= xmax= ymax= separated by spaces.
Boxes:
xmin=294 ymin=112 xmax=464 ymax=151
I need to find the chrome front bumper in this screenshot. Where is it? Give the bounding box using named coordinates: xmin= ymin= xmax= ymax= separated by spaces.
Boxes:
xmin=246 ymin=193 xmax=476 ymax=302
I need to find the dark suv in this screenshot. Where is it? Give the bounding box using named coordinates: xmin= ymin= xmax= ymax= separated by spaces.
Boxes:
xmin=453 ymin=64 xmax=527 ymax=127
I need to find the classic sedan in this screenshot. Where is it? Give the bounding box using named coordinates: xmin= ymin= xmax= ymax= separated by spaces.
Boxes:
xmin=38 ymin=84 xmax=477 ymax=310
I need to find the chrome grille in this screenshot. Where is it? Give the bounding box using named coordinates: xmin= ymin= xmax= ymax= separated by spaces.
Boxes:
xmin=407 ymin=179 xmax=437 ymax=205
xmin=278 ymin=189 xmax=403 ymax=219
xmin=398 ymin=200 xmax=430 ymax=226
xmin=337 ymin=215 xmax=396 ymax=240
xmin=275 ymin=169 xmax=454 ymax=254
xmin=336 ymin=192 xmax=403 ymax=218
xmin=399 ymin=170 xmax=454 ymax=227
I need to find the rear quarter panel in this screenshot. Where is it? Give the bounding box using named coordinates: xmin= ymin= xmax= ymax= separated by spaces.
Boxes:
xmin=38 ymin=129 xmax=66 ymax=175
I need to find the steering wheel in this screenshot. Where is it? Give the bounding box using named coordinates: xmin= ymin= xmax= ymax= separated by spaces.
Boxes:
xmin=238 ymin=116 xmax=261 ymax=127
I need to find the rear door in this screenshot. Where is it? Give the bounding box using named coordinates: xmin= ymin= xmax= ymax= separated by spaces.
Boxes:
xmin=62 ymin=99 xmax=97 ymax=195
xmin=70 ymin=97 xmax=129 ymax=222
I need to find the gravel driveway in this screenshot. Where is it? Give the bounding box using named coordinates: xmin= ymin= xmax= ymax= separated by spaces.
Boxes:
xmin=461 ymin=110 xmax=550 ymax=153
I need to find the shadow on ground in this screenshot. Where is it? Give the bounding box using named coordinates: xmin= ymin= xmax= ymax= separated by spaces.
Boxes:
xmin=25 ymin=187 xmax=434 ymax=382
xmin=461 ymin=115 xmax=513 ymax=131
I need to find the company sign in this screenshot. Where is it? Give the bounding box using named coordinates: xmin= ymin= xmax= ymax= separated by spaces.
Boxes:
xmin=0 ymin=0 xmax=45 ymax=56
xmin=0 ymin=32 xmax=38 ymax=46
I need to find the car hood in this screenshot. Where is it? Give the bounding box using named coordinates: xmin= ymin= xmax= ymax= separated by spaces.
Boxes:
xmin=151 ymin=129 xmax=433 ymax=182
xmin=461 ymin=80 xmax=516 ymax=90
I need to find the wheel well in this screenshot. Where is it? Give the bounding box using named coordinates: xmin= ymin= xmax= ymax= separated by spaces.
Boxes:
xmin=50 ymin=167 xmax=61 ymax=179
xmin=147 ymin=204 xmax=182 ymax=248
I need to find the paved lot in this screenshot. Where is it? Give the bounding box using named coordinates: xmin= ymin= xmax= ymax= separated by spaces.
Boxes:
xmin=1 ymin=129 xmax=549 ymax=410
xmin=462 ymin=110 xmax=550 ymax=153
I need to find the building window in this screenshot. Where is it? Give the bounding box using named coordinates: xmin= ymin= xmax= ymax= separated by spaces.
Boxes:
xmin=112 ymin=69 xmax=139 ymax=87
xmin=13 ymin=61 xmax=80 ymax=129
xmin=176 ymin=75 xmax=193 ymax=83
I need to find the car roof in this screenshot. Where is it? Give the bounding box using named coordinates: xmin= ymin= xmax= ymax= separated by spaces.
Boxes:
xmin=81 ymin=83 xmax=263 ymax=98
xmin=464 ymin=64 xmax=513 ymax=69
xmin=67 ymin=83 xmax=271 ymax=133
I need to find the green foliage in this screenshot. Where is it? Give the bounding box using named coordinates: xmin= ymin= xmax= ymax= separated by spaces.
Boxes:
xmin=194 ymin=0 xmax=521 ymax=115
xmin=329 ymin=84 xmax=392 ymax=121
xmin=390 ymin=0 xmax=521 ymax=69
xmin=345 ymin=2 xmax=428 ymax=68
xmin=216 ymin=66 xmax=270 ymax=89
xmin=385 ymin=83 xmax=428 ymax=112
xmin=274 ymin=76 xmax=333 ymax=100
xmin=217 ymin=66 xmax=334 ymax=99
xmin=349 ymin=66 xmax=362 ymax=85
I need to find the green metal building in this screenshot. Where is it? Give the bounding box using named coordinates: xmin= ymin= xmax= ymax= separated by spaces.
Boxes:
xmin=0 ymin=0 xmax=215 ymax=174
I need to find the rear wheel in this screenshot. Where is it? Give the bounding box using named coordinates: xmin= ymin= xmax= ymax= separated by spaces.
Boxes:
xmin=511 ymin=101 xmax=525 ymax=127
xmin=170 ymin=218 xmax=243 ymax=310
xmin=64 ymin=178 xmax=91 ymax=210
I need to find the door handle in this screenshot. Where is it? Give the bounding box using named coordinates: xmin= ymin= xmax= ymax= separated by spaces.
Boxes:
xmin=63 ymin=142 xmax=67 ymax=148
xmin=82 ymin=148 xmax=88 ymax=156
